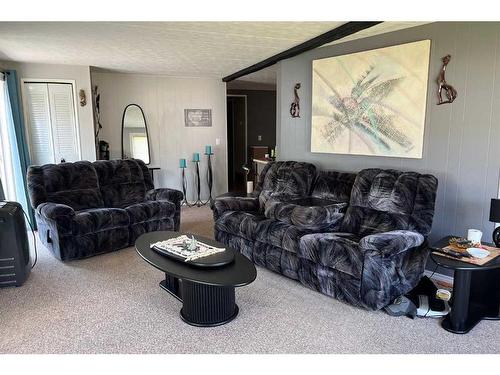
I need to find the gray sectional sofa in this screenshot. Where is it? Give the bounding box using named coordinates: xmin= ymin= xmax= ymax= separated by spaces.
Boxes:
xmin=213 ymin=161 xmax=438 ymax=310
xmin=27 ymin=159 xmax=183 ymax=261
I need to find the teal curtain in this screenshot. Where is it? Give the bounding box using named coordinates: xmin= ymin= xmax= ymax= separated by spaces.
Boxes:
xmin=5 ymin=70 xmax=35 ymax=227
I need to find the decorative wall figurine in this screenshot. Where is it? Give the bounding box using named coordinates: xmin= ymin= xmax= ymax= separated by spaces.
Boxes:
xmin=290 ymin=83 xmax=301 ymax=118
xmin=79 ymin=89 xmax=87 ymax=106
xmin=93 ymin=86 xmax=103 ymax=152
xmin=437 ymin=54 xmax=458 ymax=105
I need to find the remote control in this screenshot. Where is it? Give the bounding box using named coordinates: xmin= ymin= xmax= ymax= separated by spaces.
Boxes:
xmin=430 ymin=247 xmax=471 ymax=259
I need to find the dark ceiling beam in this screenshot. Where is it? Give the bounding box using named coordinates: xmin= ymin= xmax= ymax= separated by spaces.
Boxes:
xmin=222 ymin=21 xmax=383 ymax=82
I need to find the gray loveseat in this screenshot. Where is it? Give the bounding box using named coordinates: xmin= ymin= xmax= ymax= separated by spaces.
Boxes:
xmin=27 ymin=159 xmax=183 ymax=261
xmin=213 ymin=161 xmax=438 ymax=310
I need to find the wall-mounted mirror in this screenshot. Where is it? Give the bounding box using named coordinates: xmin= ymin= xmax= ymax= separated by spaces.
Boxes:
xmin=121 ymin=104 xmax=150 ymax=164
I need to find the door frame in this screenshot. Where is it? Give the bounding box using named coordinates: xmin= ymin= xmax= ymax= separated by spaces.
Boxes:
xmin=226 ymin=94 xmax=247 ymax=190
xmin=20 ymin=78 xmax=82 ymax=163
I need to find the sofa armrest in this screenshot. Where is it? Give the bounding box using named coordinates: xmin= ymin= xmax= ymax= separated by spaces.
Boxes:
xmin=212 ymin=195 xmax=260 ymax=221
xmin=146 ymin=188 xmax=183 ymax=207
xmin=265 ymin=197 xmax=347 ymax=231
xmin=359 ymin=230 xmax=425 ymax=257
xmin=37 ymin=202 xmax=75 ymax=220
xmin=145 ymin=188 xmax=183 ymax=231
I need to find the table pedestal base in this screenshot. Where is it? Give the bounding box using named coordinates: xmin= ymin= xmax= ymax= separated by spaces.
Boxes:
xmin=441 ymin=267 xmax=500 ymax=334
xmin=160 ymin=274 xmax=239 ymax=327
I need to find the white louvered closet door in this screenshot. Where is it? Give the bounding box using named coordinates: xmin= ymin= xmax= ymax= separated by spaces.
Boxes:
xmin=24 ymin=83 xmax=55 ymax=165
xmin=47 ymin=83 xmax=79 ymax=162
xmin=24 ymin=82 xmax=80 ymax=165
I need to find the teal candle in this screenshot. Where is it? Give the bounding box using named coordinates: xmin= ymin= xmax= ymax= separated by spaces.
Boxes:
xmin=179 ymin=158 xmax=186 ymax=168
xmin=205 ymin=145 xmax=212 ymax=155
xmin=193 ymin=153 xmax=200 ymax=162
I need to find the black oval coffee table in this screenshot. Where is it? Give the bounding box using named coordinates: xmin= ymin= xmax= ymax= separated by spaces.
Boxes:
xmin=135 ymin=231 xmax=257 ymax=327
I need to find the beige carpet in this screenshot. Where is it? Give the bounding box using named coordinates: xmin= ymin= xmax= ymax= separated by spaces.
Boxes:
xmin=0 ymin=206 xmax=498 ymax=354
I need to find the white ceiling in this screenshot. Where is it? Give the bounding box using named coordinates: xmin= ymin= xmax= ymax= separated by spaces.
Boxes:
xmin=0 ymin=22 xmax=429 ymax=84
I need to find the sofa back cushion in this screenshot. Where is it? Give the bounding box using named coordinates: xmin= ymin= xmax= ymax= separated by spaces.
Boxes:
xmin=93 ymin=159 xmax=148 ymax=208
xmin=340 ymin=168 xmax=438 ymax=237
xmin=134 ymin=158 xmax=154 ymax=191
xmin=27 ymin=161 xmax=104 ymax=210
xmin=258 ymin=161 xmax=317 ymax=208
xmin=312 ymin=171 xmax=356 ymax=203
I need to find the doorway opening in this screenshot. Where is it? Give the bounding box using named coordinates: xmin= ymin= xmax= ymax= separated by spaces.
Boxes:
xmin=226 ymin=66 xmax=277 ymax=192
xmin=226 ymin=95 xmax=247 ymax=192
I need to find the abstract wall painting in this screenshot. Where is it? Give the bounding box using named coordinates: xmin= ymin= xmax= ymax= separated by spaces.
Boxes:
xmin=311 ymin=40 xmax=431 ymax=159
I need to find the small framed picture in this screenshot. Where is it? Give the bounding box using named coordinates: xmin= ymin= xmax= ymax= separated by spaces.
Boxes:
xmin=184 ymin=109 xmax=212 ymax=127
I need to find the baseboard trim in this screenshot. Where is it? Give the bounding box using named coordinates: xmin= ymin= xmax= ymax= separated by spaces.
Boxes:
xmin=425 ymin=270 xmax=454 ymax=287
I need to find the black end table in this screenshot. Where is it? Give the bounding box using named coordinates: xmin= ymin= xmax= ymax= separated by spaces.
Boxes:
xmin=147 ymin=167 xmax=160 ymax=184
xmin=136 ymin=231 xmax=257 ymax=327
xmin=431 ymin=236 xmax=500 ymax=334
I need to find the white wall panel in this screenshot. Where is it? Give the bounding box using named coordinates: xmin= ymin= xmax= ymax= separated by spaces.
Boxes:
xmin=91 ymin=72 xmax=228 ymax=199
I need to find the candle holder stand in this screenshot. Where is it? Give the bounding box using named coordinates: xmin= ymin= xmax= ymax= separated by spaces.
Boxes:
xmin=180 ymin=166 xmax=190 ymax=206
xmin=179 ymin=149 xmax=214 ymax=207
xmin=202 ymin=152 xmax=214 ymax=205
xmin=191 ymin=160 xmax=204 ymax=207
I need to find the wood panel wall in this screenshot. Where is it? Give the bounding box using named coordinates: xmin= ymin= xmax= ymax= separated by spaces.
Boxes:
xmin=277 ymin=22 xmax=500 ymax=243
xmin=91 ymin=72 xmax=228 ymax=200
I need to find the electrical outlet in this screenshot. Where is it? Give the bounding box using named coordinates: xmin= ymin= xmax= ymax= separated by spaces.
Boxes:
xmin=258 ymin=135 xmax=262 ymax=141
xmin=215 ymin=138 xmax=221 ymax=145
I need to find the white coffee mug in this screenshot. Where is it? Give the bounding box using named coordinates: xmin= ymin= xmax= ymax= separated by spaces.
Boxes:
xmin=467 ymin=229 xmax=483 ymax=245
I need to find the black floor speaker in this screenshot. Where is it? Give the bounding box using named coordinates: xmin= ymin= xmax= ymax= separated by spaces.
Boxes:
xmin=0 ymin=201 xmax=31 ymax=287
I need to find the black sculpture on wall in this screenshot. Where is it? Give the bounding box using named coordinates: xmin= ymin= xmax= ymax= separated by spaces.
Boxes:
xmin=290 ymin=83 xmax=301 ymax=118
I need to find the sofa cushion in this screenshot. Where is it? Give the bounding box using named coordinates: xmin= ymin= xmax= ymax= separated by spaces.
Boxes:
xmin=264 ymin=196 xmax=347 ymax=231
xmin=298 ymin=259 xmax=363 ymax=308
xmin=212 ymin=194 xmax=260 ymax=221
xmin=252 ymin=242 xmax=300 ymax=280
xmin=93 ymin=159 xmax=148 ymax=208
xmin=73 ymin=208 xmax=129 ymax=235
xmin=341 ymin=169 xmax=438 ymax=237
xmin=254 ymin=219 xmax=311 ymax=253
xmin=58 ymin=228 xmax=130 ymax=261
xmin=215 ymin=230 xmax=255 ymax=261
xmin=258 ymin=161 xmax=317 ymax=208
xmin=134 ymin=158 xmax=155 ymax=191
xmin=129 ymin=218 xmax=176 ymax=243
xmin=215 ymin=211 xmax=266 ymax=241
xmin=125 ymin=200 xmax=176 ymax=224
xmin=312 ymin=171 xmax=356 ymax=202
xmin=27 ymin=161 xmax=104 ymax=210
xmin=298 ymin=233 xmax=364 ymax=278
